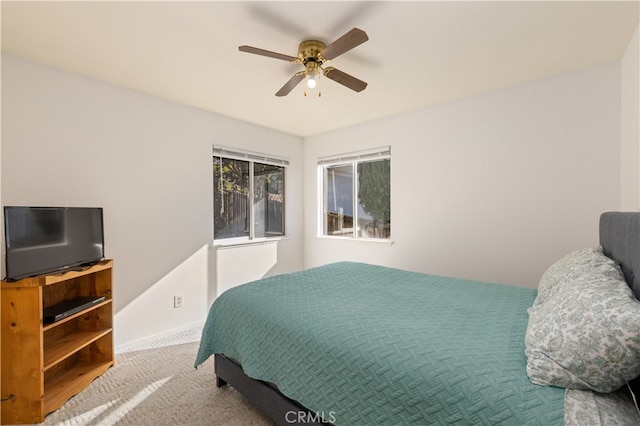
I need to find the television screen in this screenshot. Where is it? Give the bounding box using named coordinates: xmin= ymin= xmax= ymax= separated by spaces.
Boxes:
xmin=4 ymin=206 xmax=105 ymax=281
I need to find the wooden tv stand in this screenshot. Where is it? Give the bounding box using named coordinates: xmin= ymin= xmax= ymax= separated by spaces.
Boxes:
xmin=1 ymin=260 xmax=114 ymax=424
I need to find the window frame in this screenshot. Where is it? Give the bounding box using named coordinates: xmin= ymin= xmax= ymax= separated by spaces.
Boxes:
xmin=317 ymin=147 xmax=391 ymax=241
xmin=213 ymin=146 xmax=288 ymax=246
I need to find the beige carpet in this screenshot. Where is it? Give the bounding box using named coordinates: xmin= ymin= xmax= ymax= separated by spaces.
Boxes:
xmin=25 ymin=327 xmax=274 ymax=426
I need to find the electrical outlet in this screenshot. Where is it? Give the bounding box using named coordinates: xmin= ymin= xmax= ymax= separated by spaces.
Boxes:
xmin=173 ymin=294 xmax=184 ymax=308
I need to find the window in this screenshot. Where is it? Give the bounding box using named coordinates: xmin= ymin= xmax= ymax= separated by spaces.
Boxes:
xmin=319 ymin=147 xmax=390 ymax=239
xmin=213 ymin=146 xmax=287 ymax=243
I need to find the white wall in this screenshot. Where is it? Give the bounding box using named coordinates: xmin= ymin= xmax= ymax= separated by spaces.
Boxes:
xmin=1 ymin=54 xmax=304 ymax=349
xmin=2 ymin=28 xmax=637 ymax=347
xmin=621 ymin=25 xmax=640 ymax=211
xmin=304 ymin=63 xmax=622 ymax=288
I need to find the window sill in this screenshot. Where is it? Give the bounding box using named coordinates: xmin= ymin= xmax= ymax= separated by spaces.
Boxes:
xmin=316 ymin=235 xmax=394 ymax=245
xmin=212 ymin=237 xmax=288 ymax=249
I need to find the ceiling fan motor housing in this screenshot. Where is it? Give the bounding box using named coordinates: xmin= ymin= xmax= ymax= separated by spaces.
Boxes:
xmin=298 ymin=40 xmax=326 ymax=75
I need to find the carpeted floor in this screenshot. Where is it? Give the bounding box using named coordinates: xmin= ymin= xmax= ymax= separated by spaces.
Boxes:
xmin=18 ymin=327 xmax=274 ymax=426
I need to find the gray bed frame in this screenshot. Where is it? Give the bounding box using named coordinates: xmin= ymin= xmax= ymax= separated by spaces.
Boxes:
xmin=600 ymin=212 xmax=640 ymax=299
xmin=214 ymin=211 xmax=640 ymax=426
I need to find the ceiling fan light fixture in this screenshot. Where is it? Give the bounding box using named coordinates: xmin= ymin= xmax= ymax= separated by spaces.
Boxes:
xmin=306 ymin=73 xmax=317 ymax=89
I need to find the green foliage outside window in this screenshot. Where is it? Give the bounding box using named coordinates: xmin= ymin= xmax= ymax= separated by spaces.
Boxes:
xmin=357 ymin=159 xmax=390 ymax=238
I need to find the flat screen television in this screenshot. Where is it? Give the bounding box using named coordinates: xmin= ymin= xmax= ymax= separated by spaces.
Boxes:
xmin=4 ymin=206 xmax=105 ymax=281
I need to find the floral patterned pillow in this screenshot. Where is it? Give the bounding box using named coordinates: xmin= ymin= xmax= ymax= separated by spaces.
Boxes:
xmin=525 ymin=265 xmax=640 ymax=393
xmin=564 ymin=387 xmax=640 ymax=425
xmin=531 ymin=246 xmax=622 ymax=311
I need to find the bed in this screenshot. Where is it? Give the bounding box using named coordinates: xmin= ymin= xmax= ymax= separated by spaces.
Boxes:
xmin=195 ymin=212 xmax=640 ymax=425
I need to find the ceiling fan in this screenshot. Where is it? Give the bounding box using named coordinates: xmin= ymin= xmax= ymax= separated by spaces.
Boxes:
xmin=239 ymin=28 xmax=369 ymax=97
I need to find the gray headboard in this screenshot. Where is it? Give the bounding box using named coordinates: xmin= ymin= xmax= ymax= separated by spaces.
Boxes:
xmin=599 ymin=212 xmax=640 ymax=299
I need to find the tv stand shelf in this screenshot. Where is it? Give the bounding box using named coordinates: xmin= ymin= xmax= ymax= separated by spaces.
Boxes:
xmin=44 ymin=327 xmax=112 ymax=370
xmin=1 ymin=260 xmax=114 ymax=424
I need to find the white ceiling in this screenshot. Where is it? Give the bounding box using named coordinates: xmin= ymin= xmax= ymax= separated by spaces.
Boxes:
xmin=2 ymin=1 xmax=638 ymax=138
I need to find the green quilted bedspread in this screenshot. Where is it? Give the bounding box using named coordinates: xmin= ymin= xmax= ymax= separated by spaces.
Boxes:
xmin=195 ymin=262 xmax=564 ymax=425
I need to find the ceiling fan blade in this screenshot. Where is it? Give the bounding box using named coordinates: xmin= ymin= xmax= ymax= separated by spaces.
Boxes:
xmin=320 ymin=28 xmax=368 ymax=60
xmin=323 ymin=67 xmax=367 ymax=92
xmin=239 ymin=45 xmax=298 ymax=62
xmin=275 ymin=72 xmax=305 ymax=97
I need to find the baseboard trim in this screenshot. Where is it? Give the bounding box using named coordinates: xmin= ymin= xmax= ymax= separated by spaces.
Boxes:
xmin=115 ymin=320 xmax=205 ymax=354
